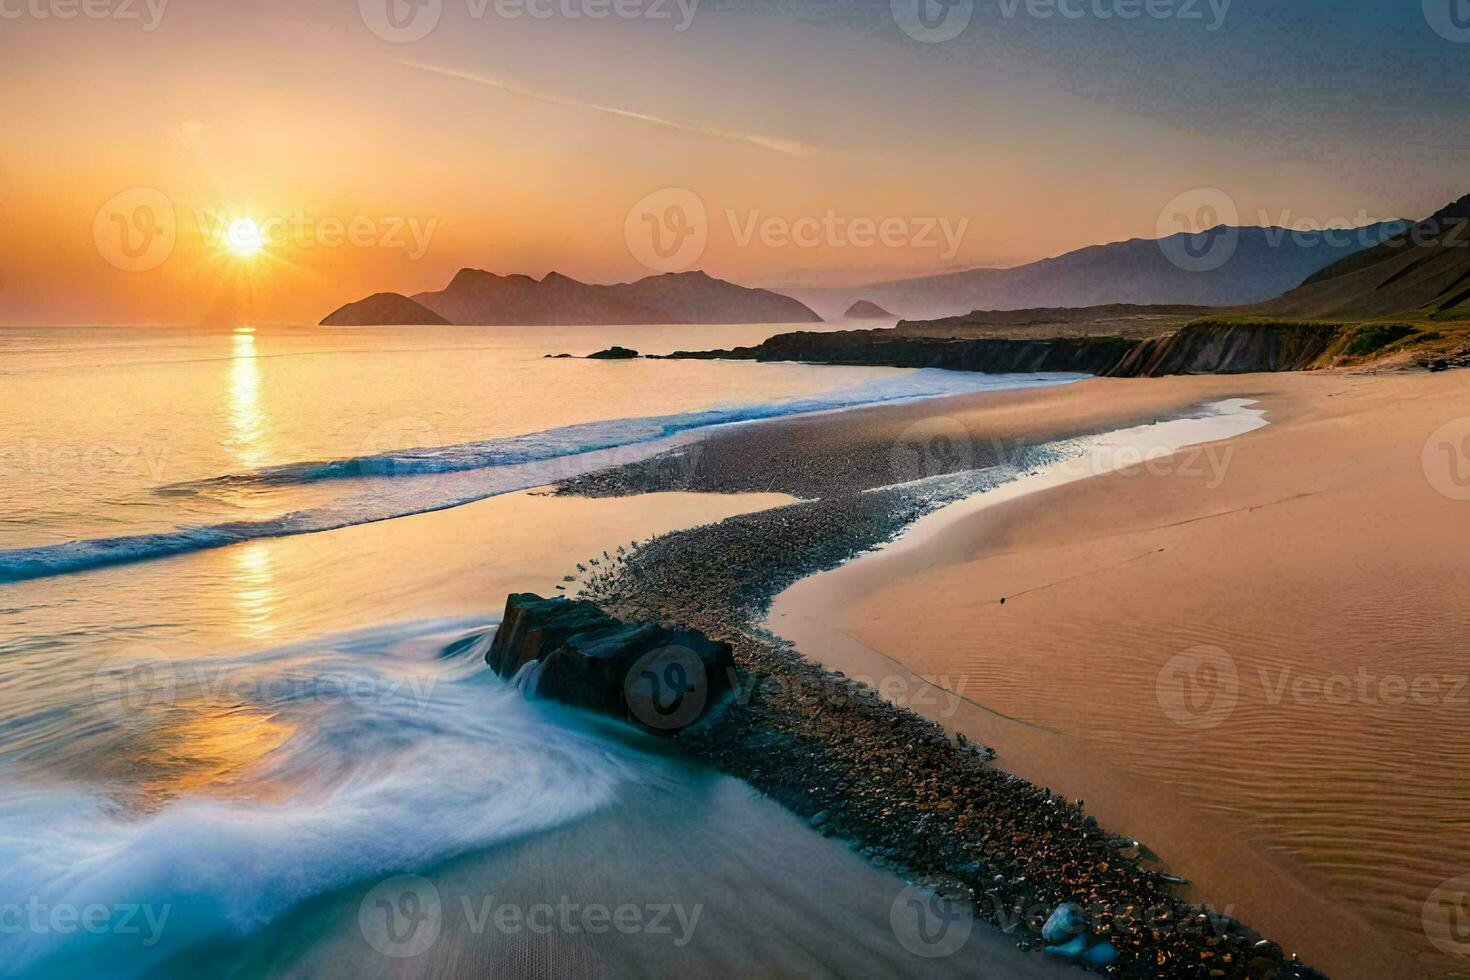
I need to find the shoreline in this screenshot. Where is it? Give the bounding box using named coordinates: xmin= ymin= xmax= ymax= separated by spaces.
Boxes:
xmin=761 ymin=368 xmax=1470 ymax=978
xmin=556 ymin=375 xmax=1353 ymax=976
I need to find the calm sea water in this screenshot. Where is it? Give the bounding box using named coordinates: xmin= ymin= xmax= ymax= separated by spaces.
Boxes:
xmin=0 ymin=323 xmax=1083 ymax=975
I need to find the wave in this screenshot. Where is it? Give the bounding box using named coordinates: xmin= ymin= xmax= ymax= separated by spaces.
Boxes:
xmin=192 ymin=369 xmax=1086 ymax=486
xmin=0 ymin=618 xmax=667 ymax=977
xmin=0 ymin=370 xmax=1084 ymax=583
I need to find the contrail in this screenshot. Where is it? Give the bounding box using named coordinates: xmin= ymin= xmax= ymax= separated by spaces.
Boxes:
xmin=391 ymin=57 xmax=816 ymax=158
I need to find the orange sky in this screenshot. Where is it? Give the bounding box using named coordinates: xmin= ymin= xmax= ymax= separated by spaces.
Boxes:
xmin=2 ymin=1 xmax=1464 ymax=325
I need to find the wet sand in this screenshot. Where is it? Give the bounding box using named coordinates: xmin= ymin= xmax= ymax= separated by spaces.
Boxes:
xmin=768 ymin=369 xmax=1470 ymax=978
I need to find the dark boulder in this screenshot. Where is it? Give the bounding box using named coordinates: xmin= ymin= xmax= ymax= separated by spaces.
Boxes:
xmin=586 ymin=346 xmax=640 ymax=359
xmin=487 ymin=593 xmax=734 ymax=731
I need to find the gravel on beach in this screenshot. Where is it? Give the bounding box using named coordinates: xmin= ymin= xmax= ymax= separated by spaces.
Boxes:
xmin=553 ymin=392 xmax=1322 ymax=979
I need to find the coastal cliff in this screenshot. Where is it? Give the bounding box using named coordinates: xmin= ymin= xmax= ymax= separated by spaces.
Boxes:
xmin=665 ymin=329 xmax=1138 ymax=374
xmin=666 ymin=318 xmax=1442 ymax=377
xmin=1108 ymin=320 xmax=1341 ymax=376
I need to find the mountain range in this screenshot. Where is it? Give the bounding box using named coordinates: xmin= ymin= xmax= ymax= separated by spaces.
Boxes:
xmin=785 ymin=221 xmax=1410 ymax=321
xmin=320 ymin=205 xmax=1470 ymax=329
xmin=321 ymin=270 xmax=823 ymax=326
xmin=1251 ymin=195 xmax=1470 ymax=319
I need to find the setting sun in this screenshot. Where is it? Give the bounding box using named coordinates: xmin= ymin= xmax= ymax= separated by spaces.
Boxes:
xmin=226 ymin=217 xmax=264 ymax=258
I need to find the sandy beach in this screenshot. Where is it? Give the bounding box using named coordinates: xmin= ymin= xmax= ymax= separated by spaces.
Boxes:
xmin=767 ymin=369 xmax=1470 ymax=978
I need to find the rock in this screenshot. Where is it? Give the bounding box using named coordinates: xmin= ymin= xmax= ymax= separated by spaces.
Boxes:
xmin=1044 ymin=934 xmax=1089 ymax=958
xmin=545 ymin=352 xmax=574 ymax=358
xmin=586 ymin=346 xmax=640 ymax=359
xmin=1083 ymin=939 xmax=1119 ymax=967
xmin=1042 ymin=903 xmax=1088 ymax=943
xmin=487 ymin=593 xmax=734 ymax=731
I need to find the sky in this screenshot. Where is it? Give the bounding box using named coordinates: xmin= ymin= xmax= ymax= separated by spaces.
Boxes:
xmin=1 ymin=0 xmax=1467 ymax=325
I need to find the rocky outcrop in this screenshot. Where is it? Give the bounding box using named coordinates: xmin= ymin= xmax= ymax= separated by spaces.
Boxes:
xmin=487 ymin=593 xmax=734 ymax=730
xmin=666 ymin=318 xmax=1431 ymax=377
xmin=666 ymin=328 xmax=1139 ymax=374
xmin=1107 ymin=320 xmax=1342 ymax=376
xmin=319 ymin=292 xmax=450 ymax=326
xmin=586 ymin=346 xmax=640 ymax=359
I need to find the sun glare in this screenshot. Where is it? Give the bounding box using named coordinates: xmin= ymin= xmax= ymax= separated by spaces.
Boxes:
xmin=225 ymin=217 xmax=264 ymax=258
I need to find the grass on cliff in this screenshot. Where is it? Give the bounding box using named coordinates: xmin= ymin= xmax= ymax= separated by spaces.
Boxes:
xmin=1184 ymin=314 xmax=1470 ymax=367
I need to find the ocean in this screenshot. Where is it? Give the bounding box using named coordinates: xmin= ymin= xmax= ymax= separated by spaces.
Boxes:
xmin=0 ymin=322 xmax=1083 ymax=976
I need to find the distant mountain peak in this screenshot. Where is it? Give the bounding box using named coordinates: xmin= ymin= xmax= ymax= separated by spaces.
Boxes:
xmin=844 ymin=300 xmax=893 ymax=319
xmin=323 ymin=269 xmax=822 ymax=326
xmin=320 ymin=292 xmax=448 ymax=326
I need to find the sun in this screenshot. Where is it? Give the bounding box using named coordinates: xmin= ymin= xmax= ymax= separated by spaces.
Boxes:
xmin=225 ymin=217 xmax=265 ymax=258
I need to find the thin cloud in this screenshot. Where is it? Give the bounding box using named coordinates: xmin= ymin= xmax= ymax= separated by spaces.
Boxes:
xmin=391 ymin=58 xmax=816 ymax=158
